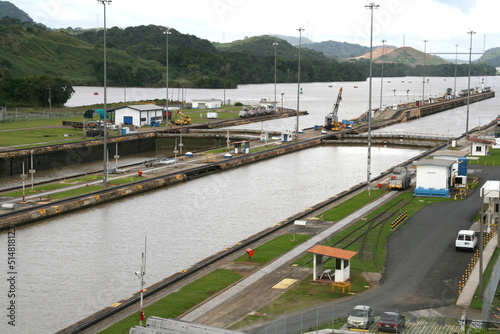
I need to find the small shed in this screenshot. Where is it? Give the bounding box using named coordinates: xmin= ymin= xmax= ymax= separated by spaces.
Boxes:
xmin=307 ymin=245 xmax=357 ymax=282
xmin=413 ymin=159 xmax=455 ymax=197
xmin=282 ymin=131 xmax=293 ymax=143
xmin=469 ymin=137 xmax=492 ymax=156
xmin=192 ymin=99 xmax=222 ymax=109
xmin=233 ymin=141 xmax=250 ymax=154
xmin=113 ymin=104 xmax=164 ymax=127
xmin=480 ymin=181 xmax=500 ymax=231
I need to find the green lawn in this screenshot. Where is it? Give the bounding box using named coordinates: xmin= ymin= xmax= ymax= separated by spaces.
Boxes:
xmin=468 ymin=148 xmax=500 ymax=166
xmin=234 ymin=234 xmax=310 ymax=264
xmin=319 ymin=189 xmax=387 ymax=222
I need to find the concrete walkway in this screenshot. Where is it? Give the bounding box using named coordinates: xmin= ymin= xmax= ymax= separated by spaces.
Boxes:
xmin=456 ymin=236 xmax=498 ymax=307
xmin=181 ymin=191 xmax=399 ymax=322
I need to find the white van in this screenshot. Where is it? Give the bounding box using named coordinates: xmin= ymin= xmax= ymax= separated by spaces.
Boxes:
xmin=455 ymin=230 xmax=477 ymax=251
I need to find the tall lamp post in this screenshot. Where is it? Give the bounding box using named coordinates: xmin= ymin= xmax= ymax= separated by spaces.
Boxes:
xmin=454 ymin=44 xmax=459 ymax=97
xmin=296 ymin=27 xmax=304 ymax=140
xmin=366 ymin=2 xmax=379 ymax=196
xmin=97 ymin=0 xmax=111 ymax=187
xmin=466 ymin=30 xmax=475 ymax=137
xmin=422 ymin=39 xmax=428 ymax=106
xmin=273 ymin=41 xmax=279 ymax=107
xmin=379 ymin=39 xmax=387 ymax=119
xmin=164 ymin=28 xmax=171 ymax=128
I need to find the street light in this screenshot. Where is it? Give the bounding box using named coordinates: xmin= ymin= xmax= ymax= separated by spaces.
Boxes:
xmin=466 ymin=30 xmax=476 ymax=137
xmin=281 ymin=93 xmax=284 ymax=112
xmin=366 ymin=2 xmax=379 ymax=196
xmin=296 ymin=27 xmax=304 ymax=140
xmin=422 ymin=39 xmax=428 ymax=106
xmin=164 ymin=27 xmax=171 ymax=129
xmin=273 ymin=41 xmax=279 ymax=107
xmin=454 ymin=44 xmax=459 ymax=97
xmin=97 ymin=0 xmax=111 ymax=187
xmin=379 ymin=39 xmax=387 ymax=119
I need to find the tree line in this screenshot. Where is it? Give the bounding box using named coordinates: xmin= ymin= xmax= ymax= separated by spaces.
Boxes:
xmin=0 ymin=70 xmax=74 ymax=107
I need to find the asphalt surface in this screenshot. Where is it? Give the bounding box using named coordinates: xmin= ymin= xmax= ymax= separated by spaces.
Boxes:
xmin=247 ymin=165 xmax=498 ymax=334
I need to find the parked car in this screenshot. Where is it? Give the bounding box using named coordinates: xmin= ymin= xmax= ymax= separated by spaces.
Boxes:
xmin=455 ymin=230 xmax=477 ymax=251
xmin=347 ymin=305 xmax=374 ymax=329
xmin=378 ymin=311 xmax=405 ymax=333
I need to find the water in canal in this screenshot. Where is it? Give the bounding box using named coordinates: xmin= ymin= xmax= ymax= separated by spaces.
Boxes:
xmin=1 ymin=75 xmax=499 ymax=333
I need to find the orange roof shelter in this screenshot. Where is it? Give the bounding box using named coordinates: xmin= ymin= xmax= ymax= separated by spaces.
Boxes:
xmin=307 ymin=245 xmax=357 ymax=282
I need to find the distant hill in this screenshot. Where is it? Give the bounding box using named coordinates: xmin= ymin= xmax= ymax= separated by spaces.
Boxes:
xmin=76 ymin=25 xmax=217 ymax=62
xmin=0 ymin=1 xmax=33 ymax=23
xmin=302 ymin=40 xmax=371 ymax=58
xmin=272 ymin=34 xmax=314 ymax=46
xmin=478 ymin=47 xmax=500 ymax=67
xmin=214 ymin=35 xmax=327 ymax=61
xmin=365 ymin=46 xmax=449 ymax=66
xmin=0 ymin=22 xmax=164 ymax=86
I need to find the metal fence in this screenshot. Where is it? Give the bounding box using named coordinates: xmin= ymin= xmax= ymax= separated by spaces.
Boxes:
xmin=248 ymin=304 xmax=499 ymax=334
xmin=483 ymin=251 xmax=500 ymax=321
xmin=0 ymin=108 xmax=77 ymax=122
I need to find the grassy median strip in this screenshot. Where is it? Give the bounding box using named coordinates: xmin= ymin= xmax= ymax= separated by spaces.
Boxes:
xmin=100 ymin=269 xmax=242 ymax=334
xmin=319 ymin=189 xmax=387 ymax=222
xmin=234 ymin=234 xmax=311 ymax=264
xmin=469 ymin=247 xmax=500 ymax=310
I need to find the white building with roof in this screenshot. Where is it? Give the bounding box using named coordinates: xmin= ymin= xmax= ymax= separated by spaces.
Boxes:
xmin=413 ymin=159 xmax=455 ymax=197
xmin=113 ymin=104 xmax=164 ymax=127
xmin=192 ymin=99 xmax=222 ymax=109
xmin=480 ymin=180 xmax=500 ymax=231
xmin=469 ymin=137 xmax=492 ymax=156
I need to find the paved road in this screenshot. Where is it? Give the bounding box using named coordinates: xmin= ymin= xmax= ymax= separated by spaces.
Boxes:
xmin=249 ymin=165 xmax=498 ymax=334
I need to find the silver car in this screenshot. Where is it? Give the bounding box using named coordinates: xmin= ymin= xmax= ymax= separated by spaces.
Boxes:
xmin=347 ymin=305 xmax=374 ymax=329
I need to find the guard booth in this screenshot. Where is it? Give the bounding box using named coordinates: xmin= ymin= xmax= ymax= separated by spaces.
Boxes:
xmin=282 ymin=131 xmax=293 ymax=143
xmin=307 ymin=245 xmax=357 ymax=282
xmin=233 ymin=141 xmax=250 ymax=154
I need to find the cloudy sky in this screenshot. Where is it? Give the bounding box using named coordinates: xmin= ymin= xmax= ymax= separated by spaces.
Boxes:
xmin=13 ymin=0 xmax=499 ymax=60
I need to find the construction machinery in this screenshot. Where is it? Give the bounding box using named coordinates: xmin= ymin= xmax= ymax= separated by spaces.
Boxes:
xmin=174 ymin=110 xmax=191 ymax=125
xmin=324 ymin=87 xmax=343 ymax=130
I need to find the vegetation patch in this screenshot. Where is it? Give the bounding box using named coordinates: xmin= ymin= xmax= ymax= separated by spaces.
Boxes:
xmin=234 ymin=234 xmax=310 ymax=264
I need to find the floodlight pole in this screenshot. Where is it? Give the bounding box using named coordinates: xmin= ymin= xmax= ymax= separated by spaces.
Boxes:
xmin=273 ymin=41 xmax=279 ymax=107
xmin=164 ymin=28 xmax=171 ymax=128
xmin=454 ymin=44 xmax=459 ymax=96
xmin=422 ymin=40 xmax=428 ymax=106
xmin=296 ymin=27 xmax=304 ymax=140
xmin=366 ymin=2 xmax=379 ymax=196
xmin=97 ymin=0 xmax=111 ymax=187
xmin=379 ymin=39 xmax=386 ymax=119
xmin=466 ymin=30 xmax=475 ymax=137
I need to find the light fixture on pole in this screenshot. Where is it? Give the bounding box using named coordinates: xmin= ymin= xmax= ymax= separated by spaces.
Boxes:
xmin=164 ymin=27 xmax=171 ymax=129
xmin=454 ymin=44 xmax=459 ymax=97
xmin=296 ymin=27 xmax=304 ymax=140
xmin=365 ymin=2 xmax=379 ymax=196
xmin=97 ymin=0 xmax=111 ymax=187
xmin=422 ymin=39 xmax=428 ymax=106
xmin=379 ymin=39 xmax=386 ymax=119
xmin=273 ymin=41 xmax=279 ymax=108
xmin=466 ymin=30 xmax=475 ymax=137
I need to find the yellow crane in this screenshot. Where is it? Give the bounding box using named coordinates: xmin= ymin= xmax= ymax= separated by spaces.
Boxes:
xmin=174 ymin=110 xmax=191 ymax=125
